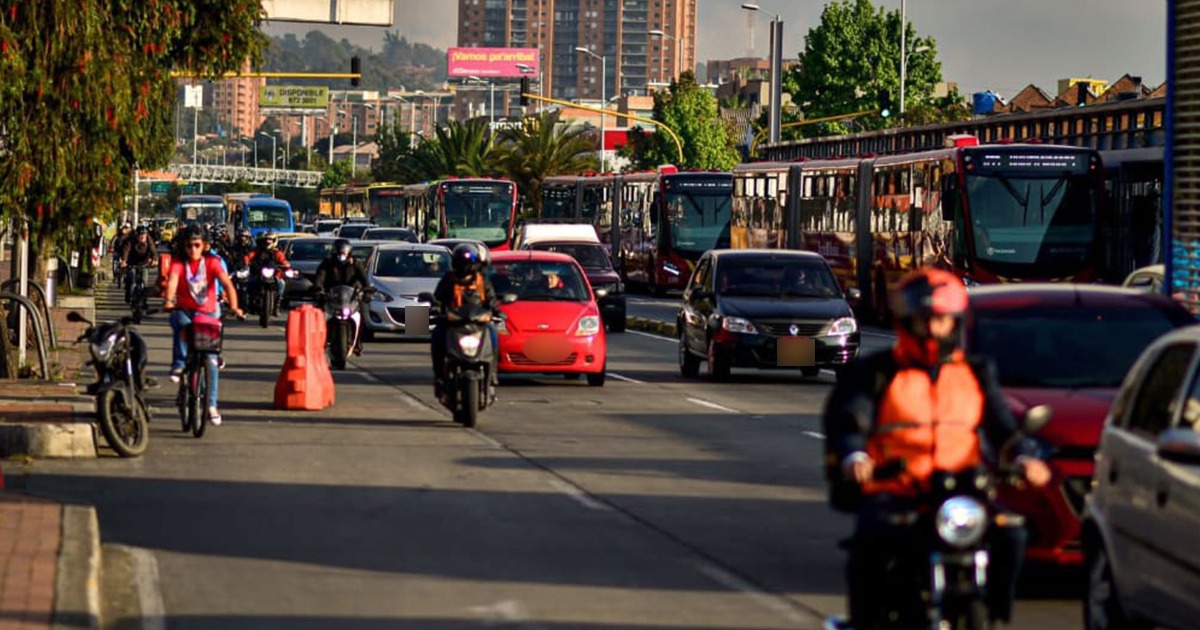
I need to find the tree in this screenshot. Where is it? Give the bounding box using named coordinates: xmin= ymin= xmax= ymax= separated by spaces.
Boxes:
xmin=618 ymin=71 xmax=740 ymax=172
xmin=0 ymin=1 xmax=267 ymax=266
xmin=373 ymin=118 xmax=415 ymax=183
xmin=785 ymin=0 xmax=943 ymax=136
xmin=320 ymin=160 xmax=353 ymax=189
xmin=398 ymin=120 xmax=499 ymax=183
xmin=498 ymin=111 xmax=599 ymax=217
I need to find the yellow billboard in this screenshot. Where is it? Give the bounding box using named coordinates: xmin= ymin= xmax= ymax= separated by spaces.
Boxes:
xmin=259 ymin=86 xmax=330 ymax=109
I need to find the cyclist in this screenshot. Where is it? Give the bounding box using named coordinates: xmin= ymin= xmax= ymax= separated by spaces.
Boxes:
xmin=242 ymin=232 xmax=290 ymax=316
xmin=164 ymin=226 xmax=243 ymax=425
xmin=119 ymin=226 xmax=158 ymax=305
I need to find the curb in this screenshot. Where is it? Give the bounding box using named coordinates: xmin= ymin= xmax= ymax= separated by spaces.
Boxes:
xmin=0 ymin=400 xmax=99 ymax=459
xmin=624 ymin=315 xmax=677 ymax=339
xmin=53 ymin=504 xmax=102 ymax=629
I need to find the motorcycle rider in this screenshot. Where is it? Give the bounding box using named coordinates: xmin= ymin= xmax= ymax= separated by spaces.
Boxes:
xmin=242 ymin=232 xmax=290 ymax=316
xmin=230 ymin=229 xmax=255 ymax=265
xmin=822 ymin=268 xmax=1052 ymax=630
xmin=313 ymin=238 xmax=370 ymax=355
xmin=431 ymin=243 xmax=499 ymax=403
xmin=163 ymin=225 xmax=243 ymax=425
xmin=119 ymin=225 xmax=158 ymax=304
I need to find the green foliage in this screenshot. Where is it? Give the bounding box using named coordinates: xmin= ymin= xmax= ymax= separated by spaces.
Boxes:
xmin=497 ymin=111 xmax=599 ymax=217
xmin=373 ymin=117 xmax=415 ymax=183
xmin=785 ymin=0 xmax=943 ymax=137
xmin=320 ymin=160 xmax=353 ymax=189
xmin=618 ymin=71 xmax=740 ymax=171
xmin=0 ymin=0 xmax=267 ymax=256
xmin=398 ymin=120 xmax=500 ymax=182
xmin=264 ymin=31 xmax=446 ymax=92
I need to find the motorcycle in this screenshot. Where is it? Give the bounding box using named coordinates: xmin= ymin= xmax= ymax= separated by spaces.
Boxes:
xmin=247 ymin=261 xmax=298 ymax=328
xmin=824 ymin=406 xmax=1052 ymax=630
xmin=68 ymin=310 xmax=154 ymax=457
xmin=232 ymin=265 xmax=250 ymax=311
xmin=322 ymin=285 xmax=374 ymax=370
xmin=420 ymin=291 xmax=507 ymax=428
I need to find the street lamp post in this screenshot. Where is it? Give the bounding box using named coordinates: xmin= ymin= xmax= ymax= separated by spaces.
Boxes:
xmin=259 ymin=131 xmax=277 ymax=195
xmin=742 ymin=3 xmax=783 ymax=145
xmin=574 ymin=46 xmax=606 ymax=173
xmin=648 ymin=29 xmax=682 ymax=82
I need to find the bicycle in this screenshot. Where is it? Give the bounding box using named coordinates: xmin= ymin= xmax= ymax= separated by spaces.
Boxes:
xmin=128 ymin=266 xmax=153 ymax=322
xmin=175 ymin=312 xmax=226 ymax=438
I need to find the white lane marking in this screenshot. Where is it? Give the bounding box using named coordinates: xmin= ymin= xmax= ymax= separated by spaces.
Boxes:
xmin=608 ymin=372 xmax=646 ymax=384
xmin=547 ymin=478 xmax=613 ymax=512
xmin=469 ymin=599 xmax=550 ymax=628
xmin=468 ymin=429 xmax=504 ymax=449
xmin=627 ymin=329 xmax=679 ymax=343
xmin=694 ymin=561 xmax=813 ymax=626
xmin=353 ymin=370 xmax=383 ymax=384
xmin=686 ymin=397 xmax=741 ymax=414
xmin=130 ymin=547 xmax=166 ymax=630
xmin=803 ymin=431 xmax=825 ymax=439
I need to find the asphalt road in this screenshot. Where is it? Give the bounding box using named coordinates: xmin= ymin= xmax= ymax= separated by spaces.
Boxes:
xmin=25 ymin=286 xmax=1084 ymax=629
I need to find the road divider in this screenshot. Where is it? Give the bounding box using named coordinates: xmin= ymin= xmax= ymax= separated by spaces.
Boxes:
xmin=273 ymin=305 xmax=335 ymax=411
xmin=624 ymin=316 xmax=678 ymax=339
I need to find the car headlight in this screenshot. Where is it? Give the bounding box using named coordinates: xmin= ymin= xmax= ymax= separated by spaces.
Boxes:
xmin=826 ymin=317 xmax=857 ymax=336
xmin=935 ymin=497 xmax=988 ymax=549
xmin=721 ymin=316 xmax=757 ymax=334
xmin=458 ymin=333 xmax=482 ymax=357
xmin=372 ymin=290 xmax=394 ymax=303
xmin=91 ymin=333 xmax=119 ymax=362
xmin=575 ymin=315 xmax=601 ymax=336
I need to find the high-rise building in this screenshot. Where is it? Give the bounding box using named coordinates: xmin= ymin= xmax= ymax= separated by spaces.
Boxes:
xmin=457 ymin=0 xmax=696 ymax=116
xmin=204 ymin=70 xmax=267 ymax=139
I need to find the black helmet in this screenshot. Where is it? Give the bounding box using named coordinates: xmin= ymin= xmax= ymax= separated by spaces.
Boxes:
xmin=334 ymin=238 xmax=352 ymax=257
xmin=135 ymin=225 xmax=148 ymax=235
xmin=180 ymin=224 xmax=207 ymax=243
xmin=451 ymin=243 xmax=482 ymax=279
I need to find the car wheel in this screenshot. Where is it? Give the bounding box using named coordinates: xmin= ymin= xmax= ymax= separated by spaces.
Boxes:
xmin=587 ymin=367 xmax=606 ymax=387
xmin=608 ymin=316 xmax=626 ymax=333
xmin=1085 ymin=542 xmax=1150 ymax=630
xmin=707 ymin=338 xmax=730 ymax=381
xmin=679 ymin=329 xmax=700 ymax=378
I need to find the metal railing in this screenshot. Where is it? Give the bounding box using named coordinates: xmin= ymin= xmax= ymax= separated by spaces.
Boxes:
xmin=167 ymin=164 xmax=324 ymax=188
xmin=0 ymin=292 xmax=50 ymax=379
xmin=0 ymin=279 xmax=56 ymax=349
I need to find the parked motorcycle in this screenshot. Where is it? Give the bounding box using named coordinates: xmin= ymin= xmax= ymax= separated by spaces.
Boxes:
xmin=823 ymin=406 xmax=1052 ymax=630
xmin=321 ymin=285 xmax=374 ymax=370
xmin=421 ymin=291 xmax=507 ymax=428
xmin=69 ymin=310 xmax=154 ymax=457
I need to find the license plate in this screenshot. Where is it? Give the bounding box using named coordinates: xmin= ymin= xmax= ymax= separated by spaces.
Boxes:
xmin=778 ymin=337 xmax=816 ymax=367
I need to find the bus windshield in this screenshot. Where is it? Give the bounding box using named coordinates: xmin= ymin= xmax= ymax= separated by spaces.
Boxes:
xmin=541 ymin=187 xmax=576 ymax=220
xmin=442 ymin=182 xmax=513 ymax=246
xmin=965 ymin=172 xmax=1097 ymax=277
xmin=179 ymin=202 xmax=226 ymax=225
xmin=246 ymin=206 xmax=293 ymax=229
xmin=665 ymin=190 xmax=733 ymax=256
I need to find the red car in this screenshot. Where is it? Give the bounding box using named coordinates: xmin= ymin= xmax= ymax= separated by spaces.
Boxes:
xmin=967 ymin=284 xmax=1195 ymax=565
xmin=488 ymin=251 xmax=608 ymax=386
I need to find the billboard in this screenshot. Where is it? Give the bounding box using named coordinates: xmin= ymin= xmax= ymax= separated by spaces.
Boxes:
xmin=259 ymin=86 xmax=330 ymax=109
xmin=261 ymin=0 xmax=392 ymax=26
xmin=448 ymin=47 xmax=539 ymax=79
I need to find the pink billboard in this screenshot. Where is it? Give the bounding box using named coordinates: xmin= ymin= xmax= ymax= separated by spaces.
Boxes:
xmin=448 ymin=47 xmax=540 ymax=79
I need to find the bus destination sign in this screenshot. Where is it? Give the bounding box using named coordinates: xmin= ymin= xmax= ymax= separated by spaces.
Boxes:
xmin=974 ymin=151 xmax=1088 ymax=173
xmin=664 ymin=177 xmax=734 ymax=192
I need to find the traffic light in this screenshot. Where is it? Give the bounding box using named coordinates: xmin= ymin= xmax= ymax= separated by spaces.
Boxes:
xmin=520 ymin=77 xmax=531 ymax=106
xmin=878 ymin=89 xmax=892 ymax=118
xmin=350 ymin=56 xmax=361 ymax=87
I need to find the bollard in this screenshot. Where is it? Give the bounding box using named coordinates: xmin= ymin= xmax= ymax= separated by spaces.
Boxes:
xmin=273 ymin=305 xmax=335 ymax=411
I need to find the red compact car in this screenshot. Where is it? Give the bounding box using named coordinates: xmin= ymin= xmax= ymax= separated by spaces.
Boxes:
xmin=488 ymin=251 xmax=608 ymax=386
xmin=967 ymin=284 xmax=1195 ymax=566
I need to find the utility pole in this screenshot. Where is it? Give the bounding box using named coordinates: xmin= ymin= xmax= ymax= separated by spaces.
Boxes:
xmin=900 ymin=0 xmax=907 ymax=116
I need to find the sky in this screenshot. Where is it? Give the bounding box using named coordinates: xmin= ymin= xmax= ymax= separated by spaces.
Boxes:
xmin=263 ymin=0 xmax=1167 ymax=100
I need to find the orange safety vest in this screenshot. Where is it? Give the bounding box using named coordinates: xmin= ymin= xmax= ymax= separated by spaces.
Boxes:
xmin=450 ymin=274 xmax=486 ymax=309
xmin=863 ymin=351 xmax=985 ymax=498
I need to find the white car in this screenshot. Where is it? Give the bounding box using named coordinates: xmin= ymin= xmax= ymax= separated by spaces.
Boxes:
xmin=362 ymin=243 xmax=450 ymax=339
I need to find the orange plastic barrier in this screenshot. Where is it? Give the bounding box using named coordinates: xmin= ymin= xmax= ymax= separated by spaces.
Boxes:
xmin=155 ymin=253 xmax=172 ymax=298
xmin=273 ymin=305 xmax=335 ymax=411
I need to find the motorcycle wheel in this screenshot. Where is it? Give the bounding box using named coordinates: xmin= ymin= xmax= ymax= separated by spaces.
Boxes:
xmin=330 ymin=321 xmax=348 ymax=370
xmin=454 ymin=379 xmax=480 ymax=428
xmin=190 ymin=364 xmax=207 ymax=438
xmin=98 ymin=389 xmax=149 ymax=457
xmin=945 ymin=597 xmax=989 ymax=630
xmin=260 ymin=291 xmax=274 ymax=328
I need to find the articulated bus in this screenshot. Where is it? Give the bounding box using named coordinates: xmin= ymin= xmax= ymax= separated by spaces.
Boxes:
xmin=733 ymin=139 xmax=1108 ymax=321
xmin=1098 ymin=146 xmax=1164 ymax=276
xmin=176 ymin=195 xmax=228 ymax=227
xmin=541 ymin=169 xmax=734 ymax=293
xmin=377 ymin=178 xmax=519 ymax=251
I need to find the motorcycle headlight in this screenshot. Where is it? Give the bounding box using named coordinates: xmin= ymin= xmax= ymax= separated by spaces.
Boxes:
xmin=91 ymin=332 xmax=119 ymax=362
xmin=826 ymin=317 xmax=857 ymax=336
xmin=340 ymin=307 xmax=353 ymax=318
xmin=260 ymin=267 xmax=276 ymax=278
xmin=721 ymin=316 xmax=757 ymax=334
xmin=575 ymin=315 xmax=601 ymax=336
xmin=458 ymin=334 xmax=482 ymax=357
xmin=235 ymin=269 xmax=250 ymax=279
xmin=935 ymin=497 xmax=988 ymax=549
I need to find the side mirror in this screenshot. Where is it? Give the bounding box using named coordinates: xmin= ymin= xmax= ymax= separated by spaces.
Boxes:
xmin=1157 ymin=429 xmax=1200 ymax=465
xmin=66 ymin=311 xmax=88 ymax=324
xmin=500 ymin=293 xmax=519 ymax=304
xmin=417 ymin=292 xmax=435 ymax=304
xmin=594 ymin=288 xmax=609 ymax=298
xmin=846 ymin=287 xmax=862 ymax=302
xmin=1021 ymin=404 xmax=1053 ymax=435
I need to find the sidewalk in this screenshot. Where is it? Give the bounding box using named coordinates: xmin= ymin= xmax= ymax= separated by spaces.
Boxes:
xmin=0 ymin=493 xmax=61 ymax=628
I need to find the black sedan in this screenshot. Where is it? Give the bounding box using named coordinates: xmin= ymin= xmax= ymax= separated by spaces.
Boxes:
xmin=677 ymin=249 xmax=861 ymax=380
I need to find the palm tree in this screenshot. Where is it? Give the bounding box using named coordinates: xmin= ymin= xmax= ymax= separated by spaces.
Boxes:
xmin=497 ymin=111 xmax=599 ymax=218
xmin=399 ymin=120 xmax=501 ymax=182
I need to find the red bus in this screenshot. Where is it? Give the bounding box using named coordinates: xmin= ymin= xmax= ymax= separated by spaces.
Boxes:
xmin=380 ymin=178 xmax=519 ymax=251
xmin=541 ymin=168 xmax=734 ymax=293
xmin=733 ymin=140 xmax=1108 ymax=321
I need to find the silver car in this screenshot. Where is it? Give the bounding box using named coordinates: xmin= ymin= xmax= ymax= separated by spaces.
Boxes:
xmin=283 ymin=237 xmax=338 ymax=302
xmin=363 ymin=243 xmax=450 ymax=338
xmin=1084 ymin=325 xmax=1200 ymax=630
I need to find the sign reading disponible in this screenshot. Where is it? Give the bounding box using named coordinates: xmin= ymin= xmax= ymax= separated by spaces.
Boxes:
xmin=259 ymin=86 xmax=330 ymax=109
xmin=447 ymin=47 xmax=539 ymax=79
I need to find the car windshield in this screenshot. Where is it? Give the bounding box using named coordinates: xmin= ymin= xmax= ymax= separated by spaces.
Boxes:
xmin=363 ymin=229 xmax=418 ymax=242
xmin=529 ymin=243 xmax=612 ymax=270
xmin=972 ymin=304 xmax=1189 ymax=388
xmin=488 ymin=260 xmax=591 ymax=302
xmin=288 ymin=241 xmax=333 ymax=261
xmin=373 ymin=250 xmax=449 ymax=278
xmin=351 ymin=245 xmax=377 ymax=262
xmin=716 ymin=258 xmax=842 ymax=298
xmin=338 ymin=225 xmax=371 ymax=239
